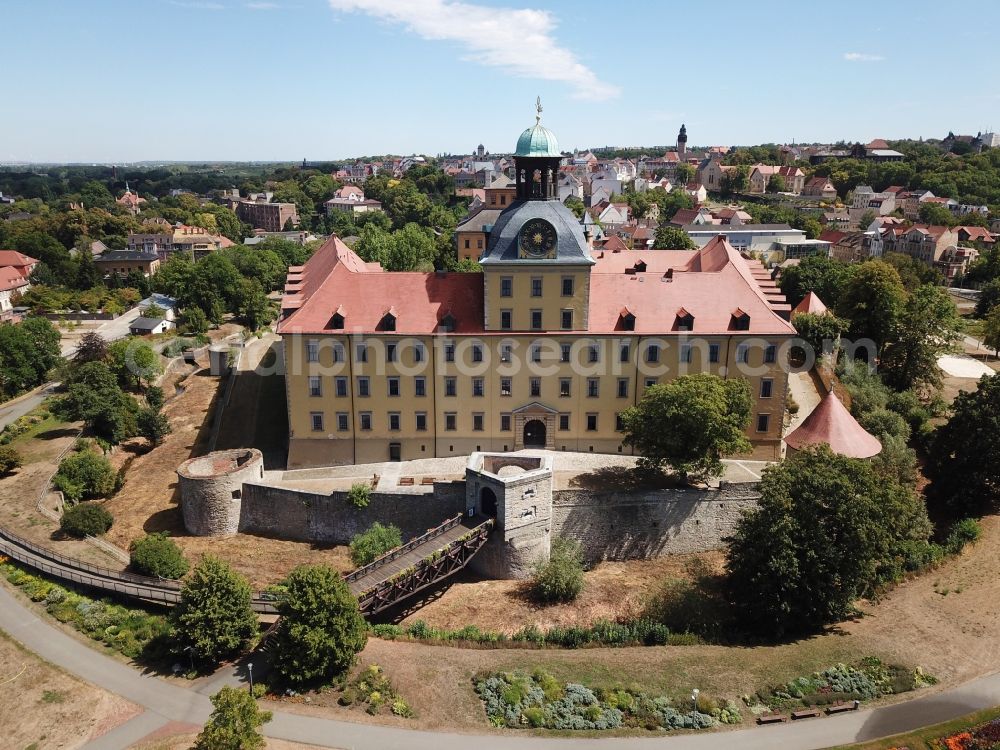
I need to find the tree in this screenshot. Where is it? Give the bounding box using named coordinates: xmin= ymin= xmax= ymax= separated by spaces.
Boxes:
xmin=791 ymin=312 xmax=849 ymax=362
xmin=652 ymin=225 xmax=697 ymax=250
xmin=60 ymin=503 xmax=114 ymax=537
xmin=272 ymin=565 xmax=367 ymax=686
xmin=194 ymin=686 xmax=272 ymax=750
xmin=0 ymin=445 xmax=23 ymax=475
xmin=836 ymin=260 xmax=907 ymax=354
xmin=182 ymin=306 xmax=210 ymax=334
xmin=530 ymin=538 xmax=584 ymax=603
xmin=234 ymin=278 xmax=274 ymax=330
xmin=883 ymin=252 xmax=944 ymax=291
xmin=919 ymin=202 xmax=957 ymax=227
xmin=726 ymin=445 xmax=931 ymax=638
xmin=766 ymin=174 xmax=786 ymax=193
xmin=145 ymin=385 xmax=165 ymax=411
xmin=141 ymin=302 xmax=165 ymax=320
xmin=130 ymin=532 xmax=189 ymax=578
xmin=137 ymin=405 xmax=171 ymax=446
xmin=620 ymin=374 xmax=752 ymax=480
xmin=925 ymin=374 xmax=1000 ymax=516
xmin=108 ymin=338 xmax=162 ymax=390
xmin=675 ymin=163 xmax=696 ymax=184
xmin=984 ymin=304 xmax=1000 ymax=352
xmin=51 ymin=361 xmax=139 ymax=445
xmin=563 ymin=195 xmax=585 ymax=218
xmin=881 ymin=284 xmax=961 ymax=393
xmin=857 ymin=209 xmax=877 ymax=230
xmin=975 ymin=278 xmax=1000 ymax=318
xmin=0 ymin=317 xmax=62 ymax=398
xmin=53 ymin=448 xmax=119 ymax=502
xmin=720 ymin=165 xmax=750 ymax=195
xmin=75 ymin=332 xmax=109 ymax=363
xmin=170 ymin=556 xmax=257 ymax=666
xmin=777 ymin=254 xmax=854 ymax=309
xmin=74 ymin=253 xmax=102 ymax=290
xmin=349 ymin=522 xmax=402 ymax=566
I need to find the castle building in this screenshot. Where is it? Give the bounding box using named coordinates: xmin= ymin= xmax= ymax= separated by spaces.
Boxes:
xmin=278 ymin=109 xmax=795 ymax=469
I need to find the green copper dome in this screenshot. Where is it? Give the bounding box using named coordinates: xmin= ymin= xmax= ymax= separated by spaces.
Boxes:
xmin=515 ymin=122 xmax=561 ymax=157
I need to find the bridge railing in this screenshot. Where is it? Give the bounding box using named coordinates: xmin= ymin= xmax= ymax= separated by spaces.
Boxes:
xmin=343 ymin=514 xmax=465 ymax=584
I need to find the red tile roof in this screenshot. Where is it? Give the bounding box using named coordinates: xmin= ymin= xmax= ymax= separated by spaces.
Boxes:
xmin=792 ymin=291 xmax=828 ymax=316
xmin=785 ymin=391 xmax=882 ymax=458
xmin=0 ymin=250 xmax=39 ymax=272
xmin=0 ymin=266 xmax=29 ymax=292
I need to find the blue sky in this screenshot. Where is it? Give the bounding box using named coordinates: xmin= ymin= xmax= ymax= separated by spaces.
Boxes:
xmin=3 ymin=0 xmax=1000 ymax=162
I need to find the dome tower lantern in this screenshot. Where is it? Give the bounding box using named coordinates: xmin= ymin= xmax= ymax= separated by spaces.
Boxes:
xmin=513 ymin=97 xmax=562 ymax=201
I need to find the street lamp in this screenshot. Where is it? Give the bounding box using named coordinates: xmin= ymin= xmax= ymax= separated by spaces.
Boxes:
xmin=248 ymin=662 xmax=254 ymax=695
xmin=691 ymin=688 xmax=699 ymax=713
xmin=184 ymin=645 xmax=194 ymax=673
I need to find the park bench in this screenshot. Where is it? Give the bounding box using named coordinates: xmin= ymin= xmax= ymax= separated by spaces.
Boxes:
xmin=420 ymin=477 xmax=435 ymax=486
xmin=791 ymin=708 xmax=821 ymax=720
xmin=757 ymin=713 xmax=787 ymax=725
xmin=399 ymin=476 xmax=415 ymax=486
xmin=826 ymin=700 xmax=860 ymax=715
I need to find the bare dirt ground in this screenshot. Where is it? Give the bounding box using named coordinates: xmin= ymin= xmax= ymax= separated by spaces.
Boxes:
xmin=0 ymin=629 xmax=140 ymax=750
xmin=103 ymin=356 xmax=351 ymax=587
xmin=130 ymin=727 xmax=330 ymax=750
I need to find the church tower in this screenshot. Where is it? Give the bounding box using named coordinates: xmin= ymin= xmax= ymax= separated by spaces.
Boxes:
xmin=677 ymin=123 xmax=688 ymax=160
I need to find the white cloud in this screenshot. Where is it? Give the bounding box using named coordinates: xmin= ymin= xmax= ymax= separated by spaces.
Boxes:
xmin=327 ymin=0 xmax=619 ymax=100
xmin=843 ymin=52 xmax=884 ymax=62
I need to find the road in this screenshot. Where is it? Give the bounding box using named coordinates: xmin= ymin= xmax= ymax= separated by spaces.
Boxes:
xmin=59 ymin=306 xmax=145 ymax=358
xmin=0 ymin=382 xmax=59 ymax=431
xmin=2 ymin=586 xmax=1000 ymax=750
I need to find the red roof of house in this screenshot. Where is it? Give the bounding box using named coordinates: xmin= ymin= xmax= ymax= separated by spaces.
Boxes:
xmin=278 ymin=235 xmax=794 ymax=337
xmin=785 ymin=390 xmax=882 ymax=458
xmin=0 ymin=266 xmax=29 ymax=292
xmin=792 ymin=291 xmax=828 ymax=316
xmin=0 ymin=250 xmax=39 ymax=271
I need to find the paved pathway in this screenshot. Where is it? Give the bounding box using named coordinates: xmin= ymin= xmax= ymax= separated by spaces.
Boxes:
xmin=0 ymin=381 xmax=58 ymax=431
xmin=3 ymin=584 xmax=1000 ymax=750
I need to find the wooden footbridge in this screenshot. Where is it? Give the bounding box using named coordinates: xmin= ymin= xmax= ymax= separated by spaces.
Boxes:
xmin=0 ymin=514 xmax=493 ymax=618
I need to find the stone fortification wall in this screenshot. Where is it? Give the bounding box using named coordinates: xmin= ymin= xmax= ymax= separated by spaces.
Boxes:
xmin=178 ymin=449 xmax=264 ymax=536
xmin=238 ymin=482 xmax=466 ymax=544
xmin=551 ymin=482 xmax=760 ymax=563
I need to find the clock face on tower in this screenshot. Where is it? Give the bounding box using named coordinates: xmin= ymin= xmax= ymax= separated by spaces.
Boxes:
xmin=518 ymin=218 xmax=557 ymax=258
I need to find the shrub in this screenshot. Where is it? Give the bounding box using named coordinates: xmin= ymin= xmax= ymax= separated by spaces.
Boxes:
xmin=129 ymin=532 xmax=189 ymax=579
xmin=946 ymin=518 xmax=982 ymax=554
xmin=0 ymin=445 xmax=23 ymax=474
xmin=349 ymin=522 xmax=402 ymax=567
xmin=60 ymin=503 xmax=113 ymax=537
xmin=53 ymin=449 xmax=118 ymax=503
xmin=530 ymin=538 xmax=584 ymax=603
xmin=347 ymin=483 xmax=370 ymax=508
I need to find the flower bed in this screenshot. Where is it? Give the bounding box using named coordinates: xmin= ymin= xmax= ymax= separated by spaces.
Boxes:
xmin=337 ymin=663 xmax=414 ymax=718
xmin=932 ymin=717 xmax=1000 ymax=749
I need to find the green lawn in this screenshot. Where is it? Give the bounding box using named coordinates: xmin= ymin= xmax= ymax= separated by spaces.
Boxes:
xmin=827 ymin=705 xmax=1000 ymax=750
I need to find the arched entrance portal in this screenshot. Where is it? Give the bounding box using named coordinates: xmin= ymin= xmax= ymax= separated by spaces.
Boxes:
xmin=523 ymin=419 xmax=546 ymax=448
xmin=480 ymin=487 xmax=498 ymax=518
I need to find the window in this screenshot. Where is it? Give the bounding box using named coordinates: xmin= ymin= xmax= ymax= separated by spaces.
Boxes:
xmin=737 ymin=345 xmax=749 ymax=364
xmin=645 ymin=378 xmax=657 ymax=389
xmin=389 ymin=412 xmax=401 ymax=431
xmin=680 ymin=344 xmax=692 ymax=363
xmin=587 ymin=378 xmax=600 ymax=397
xmin=333 ymin=343 xmax=345 ymax=363
xmin=500 ymin=276 xmax=513 ymax=297
xmin=359 ymin=412 xmax=372 ymax=431
xmin=307 ymin=341 xmax=318 ymax=362
xmin=309 ymin=376 xmax=322 ymax=397
xmin=464 ymin=238 xmax=470 ymax=249
xmin=445 ymin=377 xmax=457 ymax=396
xmin=531 ymin=344 xmax=542 ymax=363
xmin=617 ymin=378 xmax=629 ymax=398
xmin=444 ymin=343 xmax=455 ymax=362
xmin=559 ymin=413 xmax=570 ymax=431
xmin=530 ymin=378 xmax=541 ymax=397
xmin=559 ymin=378 xmax=571 ymax=397
xmin=709 ymin=343 xmax=720 ymax=363
xmin=500 ymin=343 xmax=512 ymax=362
xmin=531 ymin=277 xmax=543 ymax=297
xmin=562 ymin=276 xmax=574 ymax=296
xmin=414 ymin=343 xmax=425 ymax=363
xmin=646 ymin=343 xmax=660 ymax=363
xmin=500 ymin=413 xmax=511 ymax=432
xmin=472 ymin=343 xmax=483 ymax=362
xmin=356 ymin=344 xmax=367 ymax=363
xmin=357 ymin=377 xmax=369 ymax=397
xmin=560 ymin=343 xmax=571 ymax=363
xmin=531 ymin=310 xmax=542 ymax=330
xmin=386 ymin=343 xmax=397 ymax=362
xmin=310 ymin=412 xmax=324 ymax=432
xmin=331 ymin=313 xmax=345 ymax=330
xmin=561 ymin=309 xmax=573 ymax=330
xmin=760 ymin=378 xmax=773 ymax=398
xmin=620 ymin=343 xmax=630 ymax=363
xmin=445 ymin=413 xmax=457 ymax=431
xmin=477 ymin=238 xmax=483 ymax=249
xmin=500 ymin=310 xmax=512 ymax=330
xmin=473 ymin=413 xmax=484 ymax=431
xmin=472 ymin=378 xmax=484 ymax=397
xmin=615 ymin=413 xmax=625 ymax=432
xmin=415 ymin=412 xmax=427 ymax=431
xmin=588 ymin=343 xmax=600 ymax=363
xmin=337 ymin=412 xmax=349 ymax=432
xmin=415 ymin=377 xmax=426 ymax=397
xmin=586 ymin=414 xmax=598 ymax=431
xmin=765 ymin=344 xmax=777 ymax=364
xmin=335 ymin=377 xmax=348 ymax=397
xmin=756 ymin=414 xmax=770 ymax=433
xmin=387 ymin=377 xmax=400 ymax=396
xmin=500 ymin=377 xmax=512 ymax=396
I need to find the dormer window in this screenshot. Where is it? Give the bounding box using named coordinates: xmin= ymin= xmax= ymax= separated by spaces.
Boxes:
xmin=633 ymin=260 xmax=647 ymax=273
xmin=730 ymin=309 xmax=751 ymax=331
xmin=330 ymin=305 xmax=346 ymax=330
xmin=618 ymin=308 xmax=636 ymax=331
xmin=438 ymin=312 xmax=456 ymax=333
xmin=675 ymin=308 xmax=694 ymax=331
xmin=380 ymin=309 xmax=397 ymax=332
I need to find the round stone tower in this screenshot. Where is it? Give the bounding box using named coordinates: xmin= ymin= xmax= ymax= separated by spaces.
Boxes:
xmin=177 ymin=449 xmax=264 ymax=536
